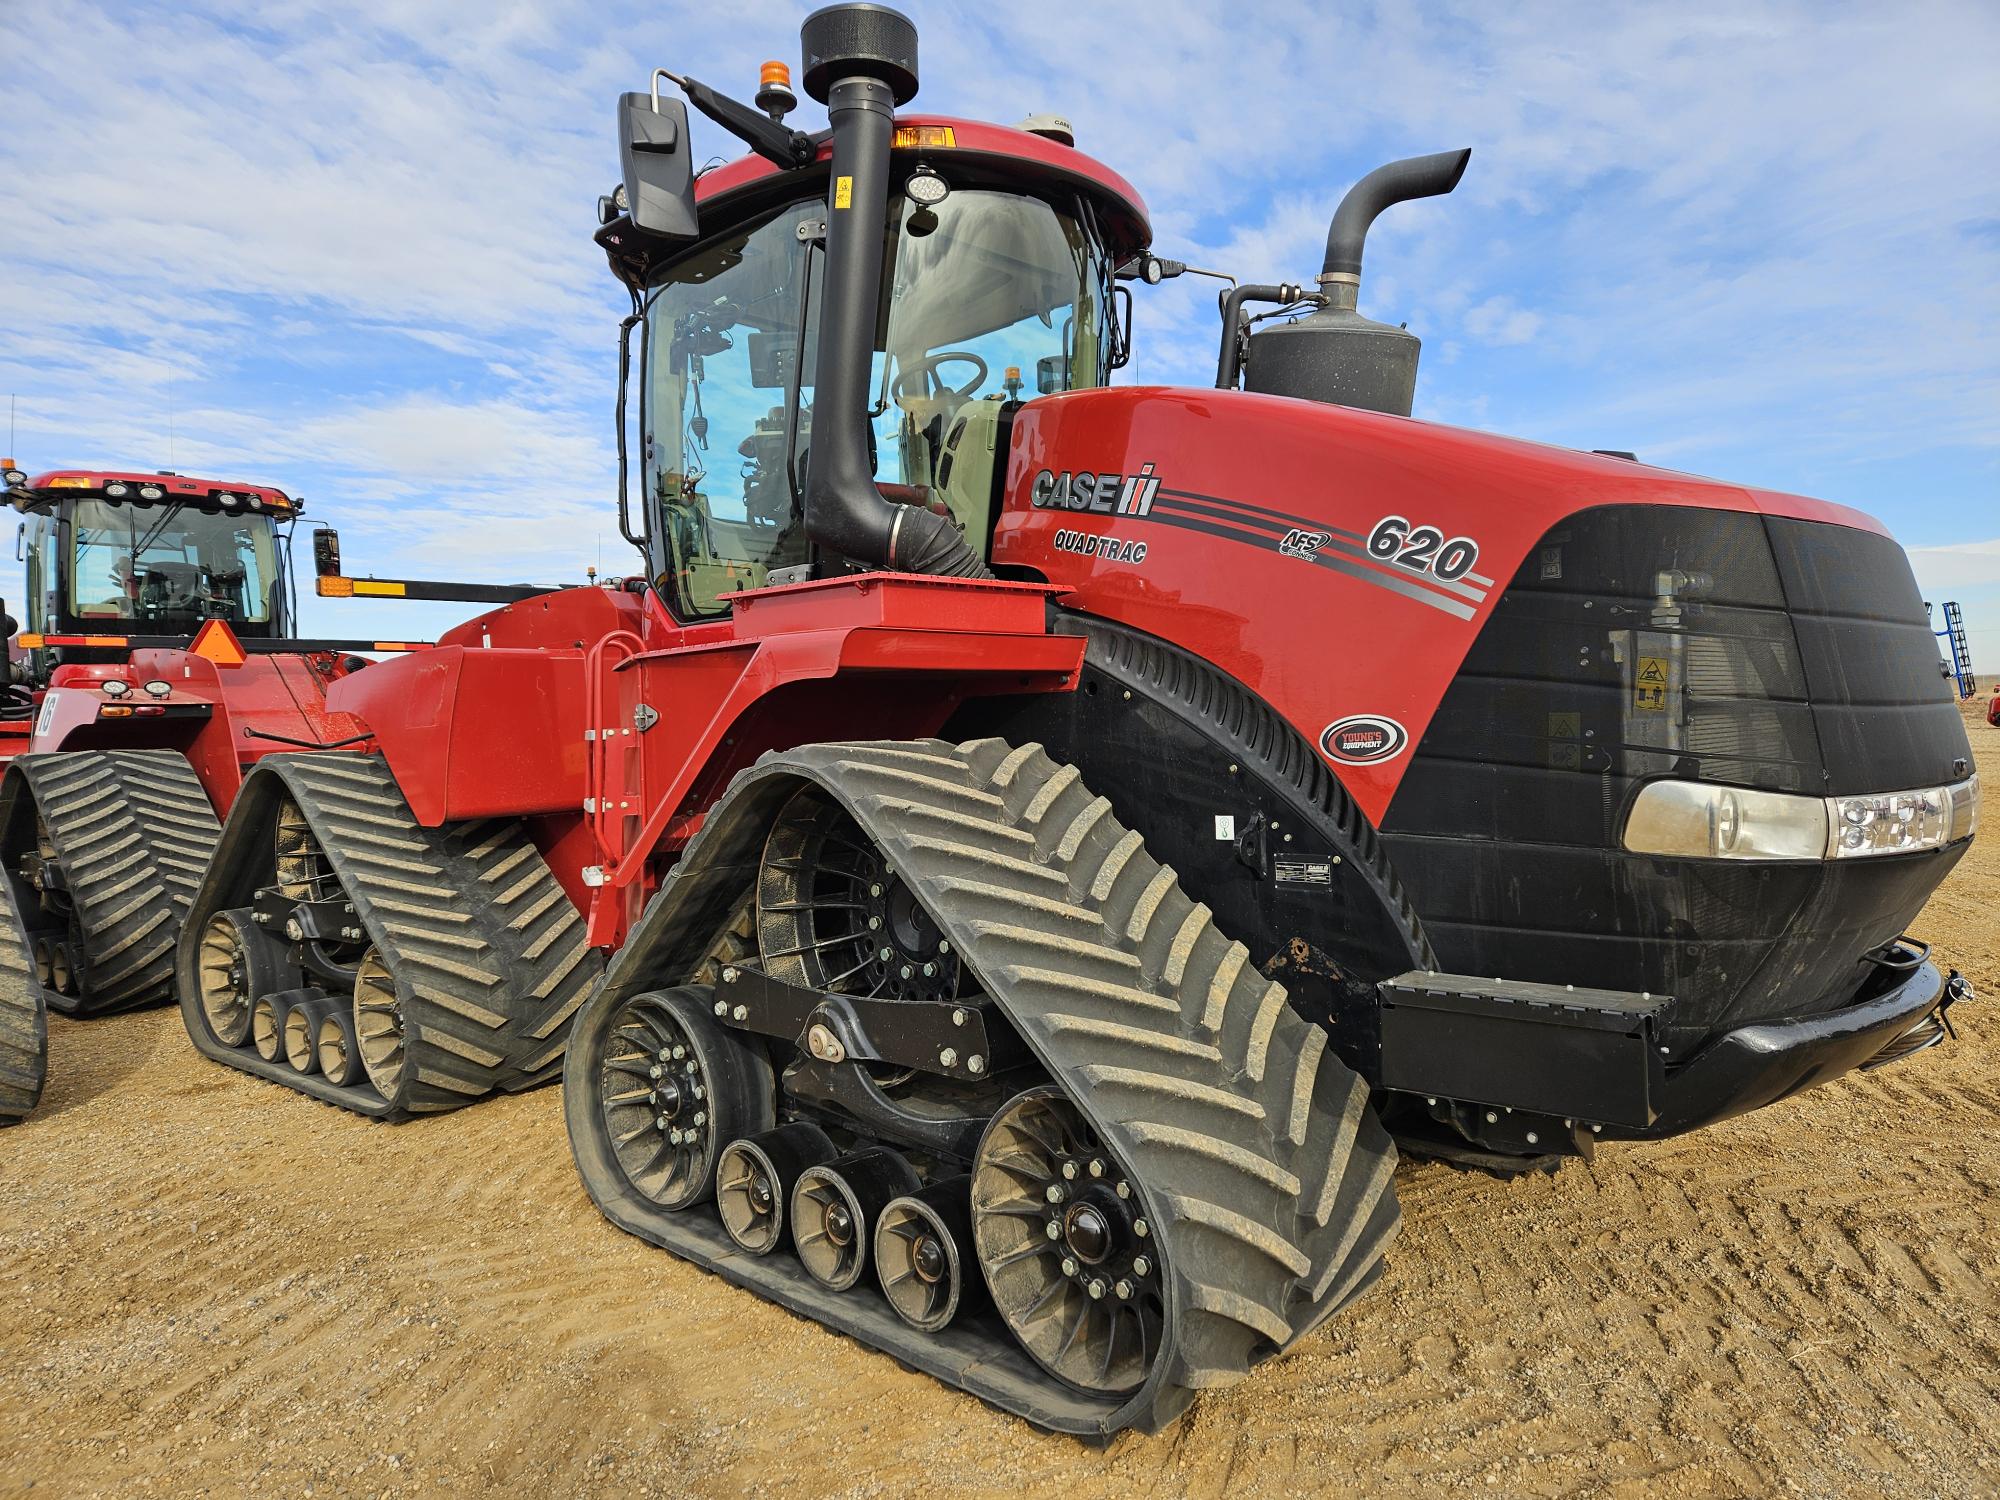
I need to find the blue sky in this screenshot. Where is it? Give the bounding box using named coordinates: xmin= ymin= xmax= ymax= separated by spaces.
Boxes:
xmin=2 ymin=0 xmax=1996 ymax=671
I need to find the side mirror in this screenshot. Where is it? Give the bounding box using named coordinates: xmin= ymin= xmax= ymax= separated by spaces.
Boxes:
xmin=1037 ymin=355 xmax=1069 ymax=395
xmin=619 ymin=92 xmax=699 ymax=240
xmin=312 ymin=526 xmax=341 ymax=578
xmin=0 ymin=598 xmax=15 ymax=640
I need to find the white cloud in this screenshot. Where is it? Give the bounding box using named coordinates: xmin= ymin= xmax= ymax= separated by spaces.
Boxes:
xmin=1462 ymin=296 xmax=1542 ymax=347
xmin=1909 ymin=539 xmax=2000 ymax=593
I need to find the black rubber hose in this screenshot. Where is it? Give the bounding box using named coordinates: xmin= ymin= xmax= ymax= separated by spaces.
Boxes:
xmin=1320 ymin=148 xmax=1472 ymax=280
xmin=799 ymin=72 xmax=991 ymax=579
xmin=1215 ymin=283 xmax=1307 ymax=389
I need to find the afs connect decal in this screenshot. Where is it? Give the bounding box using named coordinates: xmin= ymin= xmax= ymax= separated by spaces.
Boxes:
xmin=1320 ymin=714 xmax=1409 ymax=766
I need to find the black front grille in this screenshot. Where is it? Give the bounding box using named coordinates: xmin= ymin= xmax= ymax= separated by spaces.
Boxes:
xmin=1380 ymin=504 xmax=1972 ymax=1049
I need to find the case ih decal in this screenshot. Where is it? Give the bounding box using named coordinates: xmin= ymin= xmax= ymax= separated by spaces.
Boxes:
xmin=1320 ymin=713 xmax=1411 ymax=765
xmin=1030 ymin=463 xmax=1161 ymax=516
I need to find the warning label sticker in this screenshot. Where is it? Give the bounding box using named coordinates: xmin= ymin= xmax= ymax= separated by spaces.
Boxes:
xmin=1546 ymin=710 xmax=1582 ymax=770
xmin=1273 ymin=855 xmax=1335 ymax=887
xmin=1634 ymin=655 xmax=1669 ymax=712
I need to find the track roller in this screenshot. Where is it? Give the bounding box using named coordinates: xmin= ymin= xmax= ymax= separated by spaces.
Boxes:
xmin=791 ymin=1149 xmax=920 ymax=1293
xmin=717 ymin=1122 xmax=837 ymax=1255
xmin=875 ymin=1175 xmax=984 ymax=1334
xmin=250 ymin=992 xmax=288 ymax=1062
xmin=31 ymin=936 xmax=54 ymax=989
xmin=196 ymin=910 xmax=299 ymax=1049
xmin=316 ymin=1004 xmax=365 ymax=1086
xmin=284 ymin=994 xmax=341 ymax=1074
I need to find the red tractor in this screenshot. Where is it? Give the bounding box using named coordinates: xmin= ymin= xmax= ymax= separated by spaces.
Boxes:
xmin=169 ymin=6 xmax=1976 ymax=1436
xmin=0 ymin=463 xmax=550 ymax=1124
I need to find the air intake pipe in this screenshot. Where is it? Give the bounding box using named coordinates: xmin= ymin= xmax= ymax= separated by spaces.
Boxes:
xmin=1239 ymin=147 xmax=1471 ymax=417
xmin=797 ymin=3 xmax=991 ymax=579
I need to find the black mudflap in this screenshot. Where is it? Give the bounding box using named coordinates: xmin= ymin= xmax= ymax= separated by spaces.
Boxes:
xmin=566 ymin=737 xmax=1401 ymax=1439
xmin=0 ymin=909 xmax=43 ymax=1124
xmin=0 ymin=751 xmax=222 ymax=1015
xmin=175 ymin=754 xmax=601 ymax=1120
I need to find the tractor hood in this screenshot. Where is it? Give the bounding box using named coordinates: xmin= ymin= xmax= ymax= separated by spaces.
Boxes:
xmin=992 ymin=384 xmax=1952 ymax=820
xmin=992 ymin=383 xmax=1974 ymax=1051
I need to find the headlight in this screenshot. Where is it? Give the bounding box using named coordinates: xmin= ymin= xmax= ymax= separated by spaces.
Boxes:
xmin=1829 ymin=787 xmax=1950 ymax=858
xmin=1625 ymin=775 xmax=1978 ymax=861
xmin=1624 ymin=781 xmax=1828 ymax=860
xmin=142 ymin=680 xmax=172 ymax=698
xmin=105 ymin=481 xmax=130 ymax=498
xmin=100 ymin=679 xmax=132 ymax=698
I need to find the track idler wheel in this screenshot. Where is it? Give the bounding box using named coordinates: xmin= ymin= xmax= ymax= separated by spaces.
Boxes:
xmin=973 ymin=1087 xmax=1166 ymax=1397
xmin=196 ymin=910 xmax=298 ymax=1049
xmin=875 ymin=1175 xmax=985 ymax=1334
xmin=595 ymin=988 xmax=775 ymax=1212
xmin=317 ymin=1005 xmax=366 ymax=1086
xmin=790 ymin=1148 xmax=920 ymax=1293
xmin=31 ymin=937 xmax=55 ymax=990
xmin=284 ymin=994 xmax=340 ymax=1074
xmin=49 ymin=940 xmax=77 ymax=998
xmin=716 ymin=1122 xmax=837 ymax=1256
xmin=352 ymin=947 xmax=405 ymax=1099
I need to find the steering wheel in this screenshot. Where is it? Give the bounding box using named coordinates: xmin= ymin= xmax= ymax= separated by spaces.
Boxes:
xmin=891 ymin=350 xmax=988 ymax=404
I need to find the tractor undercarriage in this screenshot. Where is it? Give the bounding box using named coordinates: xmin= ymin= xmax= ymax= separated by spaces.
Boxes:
xmin=175 ymin=755 xmax=602 ymax=1118
xmin=564 ymin=738 xmax=1400 ymax=1438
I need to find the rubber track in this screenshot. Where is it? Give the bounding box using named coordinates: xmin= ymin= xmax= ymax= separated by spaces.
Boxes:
xmin=1 ymin=751 xmax=221 ymax=1015
xmin=176 ymin=754 xmax=602 ymax=1120
xmin=0 ymin=906 xmax=43 ymax=1123
xmin=567 ymin=737 xmax=1400 ymax=1438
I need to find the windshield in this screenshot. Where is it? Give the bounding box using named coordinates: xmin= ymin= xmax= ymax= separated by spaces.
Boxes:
xmin=67 ymin=499 xmax=279 ymax=626
xmin=643 ymin=182 xmax=1113 ymax=620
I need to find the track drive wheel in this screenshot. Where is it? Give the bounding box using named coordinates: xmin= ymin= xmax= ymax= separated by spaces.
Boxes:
xmin=592 ymin=988 xmax=775 ymax=1211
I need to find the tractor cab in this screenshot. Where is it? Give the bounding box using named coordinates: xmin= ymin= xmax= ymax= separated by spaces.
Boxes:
xmin=5 ymin=467 xmax=297 ymax=669
xmin=599 ymin=101 xmax=1148 ymax=619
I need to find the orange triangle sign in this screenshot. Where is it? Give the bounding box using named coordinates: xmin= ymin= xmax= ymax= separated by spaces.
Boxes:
xmin=190 ymin=617 xmax=248 ymax=667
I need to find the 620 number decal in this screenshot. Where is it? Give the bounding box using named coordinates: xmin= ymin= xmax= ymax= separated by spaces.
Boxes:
xmin=1366 ymin=515 xmax=1479 ymax=582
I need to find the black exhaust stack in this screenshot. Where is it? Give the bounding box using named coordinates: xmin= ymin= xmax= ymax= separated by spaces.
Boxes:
xmin=1242 ymin=148 xmax=1471 ymax=418
xmin=798 ymin=3 xmax=991 ymax=579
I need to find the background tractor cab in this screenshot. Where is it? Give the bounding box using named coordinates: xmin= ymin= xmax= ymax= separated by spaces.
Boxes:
xmin=4 ymin=464 xmax=299 ymax=678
